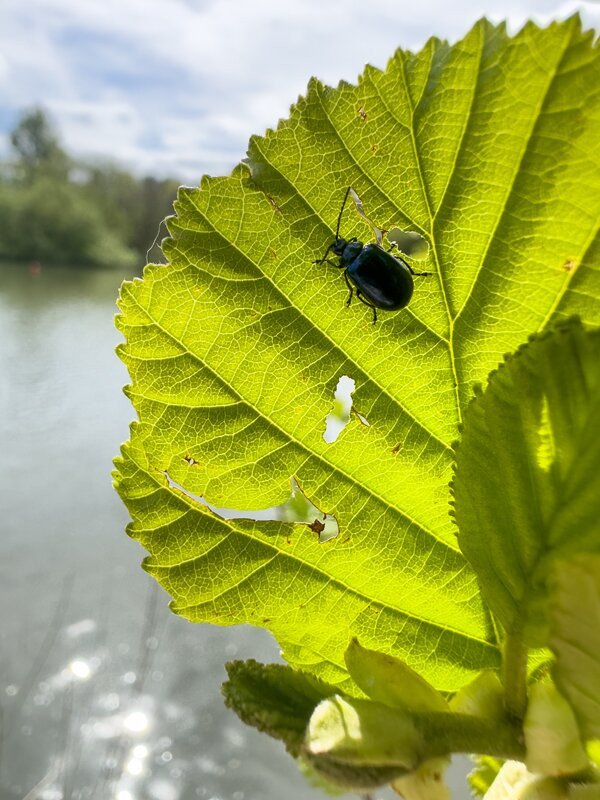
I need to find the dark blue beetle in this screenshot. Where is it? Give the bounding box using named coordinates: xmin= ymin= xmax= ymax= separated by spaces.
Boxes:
xmin=314 ymin=187 xmax=431 ymax=323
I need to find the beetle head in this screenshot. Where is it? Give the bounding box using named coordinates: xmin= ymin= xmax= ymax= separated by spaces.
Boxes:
xmin=332 ymin=237 xmax=347 ymax=256
xmin=339 ymin=239 xmax=363 ymax=263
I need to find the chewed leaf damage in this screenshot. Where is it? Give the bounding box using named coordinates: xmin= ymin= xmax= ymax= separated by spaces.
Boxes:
xmin=164 ymin=473 xmax=339 ymax=543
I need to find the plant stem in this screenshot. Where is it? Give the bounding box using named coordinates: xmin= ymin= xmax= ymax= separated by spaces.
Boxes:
xmin=503 ymin=626 xmax=528 ymax=721
xmin=414 ymin=711 xmax=524 ymax=761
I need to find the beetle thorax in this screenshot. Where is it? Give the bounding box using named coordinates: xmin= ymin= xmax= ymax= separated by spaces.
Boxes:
xmin=333 ymin=238 xmax=363 ymax=263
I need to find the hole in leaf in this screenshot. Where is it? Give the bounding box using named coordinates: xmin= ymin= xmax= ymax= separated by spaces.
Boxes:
xmin=324 ymin=375 xmax=355 ymax=443
xmin=354 ymin=410 xmax=370 ymax=427
xmin=164 ymin=475 xmax=339 ymax=543
xmin=386 ymin=228 xmax=429 ymax=260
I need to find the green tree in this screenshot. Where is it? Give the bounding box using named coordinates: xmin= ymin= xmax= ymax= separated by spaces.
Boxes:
xmin=0 ymin=108 xmax=176 ymax=268
xmin=81 ymin=166 xmax=178 ymax=257
xmin=9 ymin=108 xmax=69 ymax=181
xmin=0 ymin=177 xmax=137 ymax=267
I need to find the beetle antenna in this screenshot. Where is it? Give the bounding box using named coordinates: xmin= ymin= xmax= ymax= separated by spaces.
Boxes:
xmin=335 ymin=186 xmax=353 ymax=241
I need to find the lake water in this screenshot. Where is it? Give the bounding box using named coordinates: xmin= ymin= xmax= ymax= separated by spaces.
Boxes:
xmin=0 ymin=262 xmax=469 ymax=800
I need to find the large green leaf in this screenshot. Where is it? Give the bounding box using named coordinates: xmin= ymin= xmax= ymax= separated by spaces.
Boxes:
xmin=114 ymin=17 xmax=600 ymax=691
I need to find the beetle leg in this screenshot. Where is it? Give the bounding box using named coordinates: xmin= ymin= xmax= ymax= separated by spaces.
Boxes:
xmin=388 ymin=249 xmax=432 ymax=277
xmin=403 ymin=261 xmax=432 ymax=277
xmin=313 ymin=242 xmax=335 ymax=264
xmin=343 ymin=270 xmax=354 ymax=307
xmin=355 ymin=289 xmax=378 ymax=324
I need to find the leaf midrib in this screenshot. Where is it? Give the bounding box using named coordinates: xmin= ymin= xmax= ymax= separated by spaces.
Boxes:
xmin=397 ymin=47 xmax=472 ymax=423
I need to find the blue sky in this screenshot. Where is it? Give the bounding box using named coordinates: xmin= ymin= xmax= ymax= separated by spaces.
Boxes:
xmin=1 ymin=0 xmax=599 ymax=183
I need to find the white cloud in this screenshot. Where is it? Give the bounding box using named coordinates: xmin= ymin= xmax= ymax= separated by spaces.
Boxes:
xmin=0 ymin=0 xmax=598 ymax=181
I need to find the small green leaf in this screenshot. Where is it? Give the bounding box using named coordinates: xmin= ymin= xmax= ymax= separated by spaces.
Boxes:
xmin=550 ymin=556 xmax=600 ymax=740
xmin=468 ymin=755 xmax=504 ymax=797
xmin=392 ymin=757 xmax=451 ymax=800
xmin=303 ymin=694 xmax=421 ymax=789
xmin=452 ymin=319 xmax=600 ymax=645
xmin=345 ymin=637 xmax=449 ymax=712
xmin=524 ymin=678 xmax=589 ymax=776
xmin=483 ymin=762 xmax=568 ymax=799
xmin=222 ymin=659 xmax=338 ymax=756
xmin=450 ymin=671 xmax=504 ymax=721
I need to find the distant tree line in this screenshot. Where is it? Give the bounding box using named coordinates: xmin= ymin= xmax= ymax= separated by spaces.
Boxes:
xmin=0 ymin=108 xmax=180 ymax=269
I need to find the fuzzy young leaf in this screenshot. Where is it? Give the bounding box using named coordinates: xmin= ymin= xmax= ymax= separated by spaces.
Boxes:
xmin=452 ymin=320 xmax=600 ymax=645
xmin=524 ymin=677 xmax=589 ymax=776
xmin=550 ymin=556 xmax=600 ymax=740
xmin=114 ymin=17 xmax=600 ymax=691
xmin=222 ymin=659 xmax=338 ymax=756
xmin=345 ymin=638 xmax=449 ymax=712
xmin=450 ymin=671 xmax=504 ymax=721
